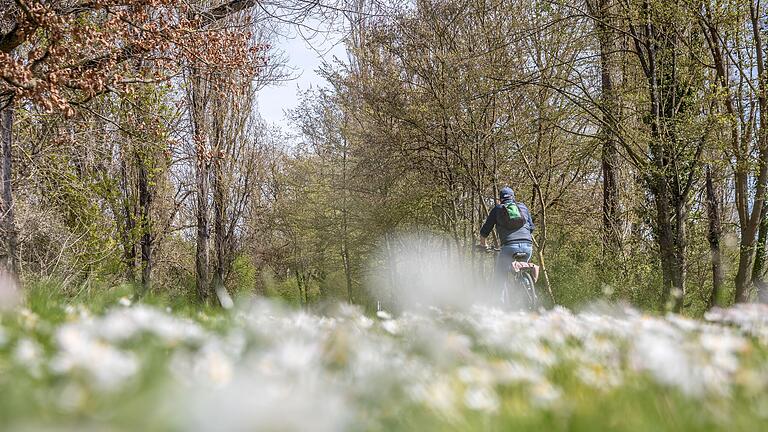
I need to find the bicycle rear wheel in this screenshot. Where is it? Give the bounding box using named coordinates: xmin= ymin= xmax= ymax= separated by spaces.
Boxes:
xmin=519 ymin=272 xmax=539 ymax=310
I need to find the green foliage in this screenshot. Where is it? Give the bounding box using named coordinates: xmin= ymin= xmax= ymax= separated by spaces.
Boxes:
xmin=230 ymin=255 xmax=258 ymax=295
xmin=8 ymin=0 xmax=767 ymax=316
xmin=318 ymin=270 xmax=352 ymax=301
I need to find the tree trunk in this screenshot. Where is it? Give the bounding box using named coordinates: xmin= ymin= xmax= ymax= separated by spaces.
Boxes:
xmin=137 ymin=155 xmax=152 ymax=295
xmin=733 ymin=142 xmax=768 ymax=303
xmin=751 ymin=200 xmax=768 ymax=288
xmin=0 ymin=98 xmax=19 ymax=278
xmin=294 ymin=268 xmax=306 ymax=308
xmin=340 ymin=129 xmax=354 ymax=303
xmin=342 ymin=239 xmax=353 ymax=302
xmin=595 ymin=0 xmax=622 ymax=255
xmin=119 ymin=157 xmax=137 ymax=282
xmin=195 ymin=145 xmax=210 ymax=302
xmin=532 ymin=200 xmax=554 ymax=304
xmin=755 ymin=203 xmax=768 ymax=301
xmin=705 ymin=165 xmax=723 ymax=308
xmin=190 ymin=67 xmax=211 ymax=303
xmin=210 ymin=145 xmax=233 ymax=308
xmin=735 ymin=243 xmax=754 ymax=302
xmin=649 ymin=173 xmax=687 ymax=312
xmin=751 ymin=0 xmax=768 ymax=303
xmin=601 ymin=134 xmax=620 ymax=253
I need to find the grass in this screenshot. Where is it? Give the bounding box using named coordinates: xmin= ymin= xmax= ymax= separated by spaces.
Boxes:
xmin=0 ymin=282 xmax=767 ymax=431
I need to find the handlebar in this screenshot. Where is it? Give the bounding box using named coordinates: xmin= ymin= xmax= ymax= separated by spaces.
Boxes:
xmin=474 ymin=244 xmax=500 ymax=253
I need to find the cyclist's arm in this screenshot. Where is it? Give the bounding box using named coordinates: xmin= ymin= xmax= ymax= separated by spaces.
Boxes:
xmin=479 ymin=207 xmax=497 ymax=245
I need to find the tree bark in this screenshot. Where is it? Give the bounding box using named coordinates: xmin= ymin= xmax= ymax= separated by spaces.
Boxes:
xmin=195 ymin=143 xmax=210 ymax=302
xmin=211 ymin=142 xmax=228 ymax=304
xmin=593 ymin=0 xmax=622 ymax=255
xmin=705 ymin=165 xmax=723 ymax=308
xmin=190 ymin=68 xmax=211 ymax=302
xmin=0 ymin=97 xmax=19 ymax=278
xmin=137 ymin=155 xmax=152 ymax=295
xmin=340 ymin=127 xmax=354 ymax=303
xmin=119 ymin=157 xmax=137 ymax=282
xmin=601 ymin=131 xmax=620 ymax=253
xmin=751 ymin=200 xmax=768 ymax=288
xmin=650 ymin=177 xmax=687 ymax=311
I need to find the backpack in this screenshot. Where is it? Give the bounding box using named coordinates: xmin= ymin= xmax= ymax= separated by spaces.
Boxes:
xmin=497 ymin=202 xmax=526 ymax=230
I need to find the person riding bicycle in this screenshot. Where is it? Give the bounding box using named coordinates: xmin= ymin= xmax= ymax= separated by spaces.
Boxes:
xmin=478 ymin=186 xmax=535 ymax=287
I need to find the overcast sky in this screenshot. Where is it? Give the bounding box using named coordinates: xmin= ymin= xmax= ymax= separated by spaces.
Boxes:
xmin=257 ymin=30 xmax=347 ymax=130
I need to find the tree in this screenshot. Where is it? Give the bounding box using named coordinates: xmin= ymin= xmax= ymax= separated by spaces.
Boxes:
xmin=0 ymin=94 xmax=17 ymax=277
xmin=697 ymin=0 xmax=768 ymax=303
xmin=1 ymin=0 xmax=266 ymax=287
xmin=587 ymin=0 xmax=623 ymax=255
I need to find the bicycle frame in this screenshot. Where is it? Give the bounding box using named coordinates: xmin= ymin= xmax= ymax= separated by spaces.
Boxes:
xmin=502 ymin=262 xmax=537 ymax=309
xmin=477 ymin=246 xmax=540 ymax=310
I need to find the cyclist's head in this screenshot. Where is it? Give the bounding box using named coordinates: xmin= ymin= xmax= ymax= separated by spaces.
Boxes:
xmin=499 ymin=186 xmax=515 ymax=202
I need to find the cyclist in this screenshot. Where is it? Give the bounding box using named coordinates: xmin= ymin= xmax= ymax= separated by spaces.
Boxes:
xmin=478 ymin=186 xmax=535 ymax=288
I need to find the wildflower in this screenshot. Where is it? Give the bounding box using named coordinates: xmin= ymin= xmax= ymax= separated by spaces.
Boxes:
xmin=89 ymin=305 xmax=206 ymax=345
xmin=524 ymin=344 xmax=557 ymax=367
xmin=64 ymin=304 xmax=91 ymax=321
xmin=12 ymin=337 xmax=44 ymax=379
xmin=529 ymin=381 xmax=562 ymax=407
xmin=464 ymin=385 xmax=500 ymax=412
xmin=699 ymin=331 xmax=746 ymax=374
xmin=13 ymin=337 xmax=43 ymax=369
xmin=629 ymin=328 xmax=700 ymax=396
xmin=457 ymin=366 xmax=494 ymax=386
xmin=356 ymin=315 xmax=374 ymax=329
xmin=193 ymin=344 xmax=234 ymax=386
xmin=381 ymin=319 xmax=400 ymax=335
xmin=18 ymin=308 xmax=39 ymax=330
xmin=443 ymin=333 xmax=472 ymax=359
xmin=576 ymin=363 xmax=623 ymax=389
xmin=417 ymin=378 xmax=458 ymax=417
xmin=174 ymin=372 xmax=351 ymax=432
xmin=51 ymin=326 xmax=139 ymax=390
xmin=493 ymin=360 xmax=544 ymax=385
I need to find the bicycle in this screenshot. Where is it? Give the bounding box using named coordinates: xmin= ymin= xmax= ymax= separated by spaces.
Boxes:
xmin=476 ymin=245 xmax=542 ymax=310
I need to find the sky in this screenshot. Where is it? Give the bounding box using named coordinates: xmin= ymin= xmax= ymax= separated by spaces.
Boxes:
xmin=256 ymin=30 xmax=348 ymax=131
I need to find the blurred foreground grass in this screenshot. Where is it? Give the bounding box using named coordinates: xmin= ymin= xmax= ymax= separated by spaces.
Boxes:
xmin=0 ymin=283 xmax=767 ymax=431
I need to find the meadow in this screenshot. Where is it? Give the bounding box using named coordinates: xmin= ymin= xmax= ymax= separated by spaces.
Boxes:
xmin=1 ymin=286 xmax=767 ymax=431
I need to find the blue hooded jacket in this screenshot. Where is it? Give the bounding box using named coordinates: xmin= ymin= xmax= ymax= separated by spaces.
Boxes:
xmin=480 ymin=187 xmax=535 ymax=245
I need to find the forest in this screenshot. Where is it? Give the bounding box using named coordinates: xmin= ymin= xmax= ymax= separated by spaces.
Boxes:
xmin=2 ymin=1 xmax=768 ymax=430
xmin=3 ymin=0 xmax=768 ymax=316
xmin=1 ymin=0 xmax=768 ymax=315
